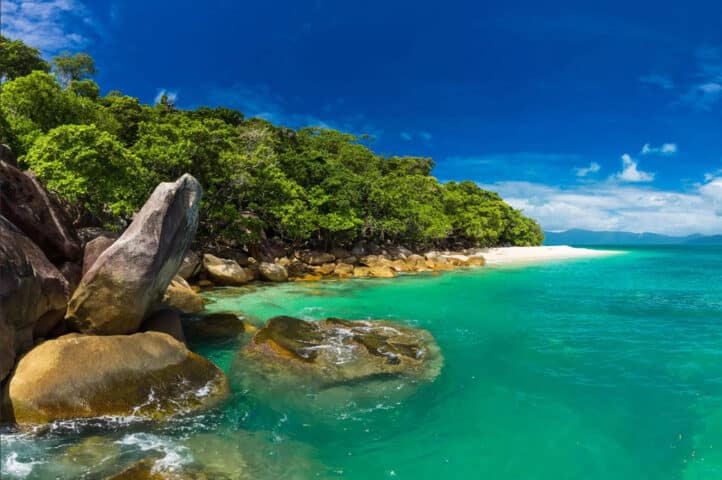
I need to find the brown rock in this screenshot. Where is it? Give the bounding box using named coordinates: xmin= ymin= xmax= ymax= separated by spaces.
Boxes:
xmin=4 ymin=332 xmax=229 ymax=424
xmin=0 ymin=216 xmax=69 ymax=382
xmin=82 ymin=235 xmax=116 ymax=275
xmin=334 ymin=262 xmax=354 ymax=278
xmin=163 ymin=275 xmax=204 ymax=314
xmin=352 ymin=266 xmax=371 ymax=278
xmin=360 ymin=255 xmax=392 ymax=267
xmin=369 ymin=265 xmax=396 ymax=278
xmin=59 ymin=261 xmax=82 ymax=293
xmin=177 ymin=250 xmax=202 ymax=280
xmin=182 ymin=312 xmax=253 ymax=339
xmin=141 ymin=309 xmax=186 ymax=343
xmin=314 ymin=262 xmax=336 ymax=276
xmin=258 ymin=262 xmax=288 ymax=282
xmin=66 ymin=175 xmax=202 ymax=335
xmin=0 ymin=160 xmax=80 ymax=263
xmin=203 ymin=254 xmax=253 ymax=286
xmin=297 ymin=251 xmax=336 ymax=265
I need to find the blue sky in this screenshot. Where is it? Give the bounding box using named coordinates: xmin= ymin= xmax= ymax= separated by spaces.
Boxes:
xmin=3 ymin=0 xmax=722 ymax=235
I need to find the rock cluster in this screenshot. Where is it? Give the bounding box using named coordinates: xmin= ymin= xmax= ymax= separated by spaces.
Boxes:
xmin=1 ymin=163 xmax=228 ymax=425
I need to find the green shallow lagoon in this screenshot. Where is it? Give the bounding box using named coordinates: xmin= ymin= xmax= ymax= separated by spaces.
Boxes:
xmin=4 ymin=246 xmax=722 ymax=479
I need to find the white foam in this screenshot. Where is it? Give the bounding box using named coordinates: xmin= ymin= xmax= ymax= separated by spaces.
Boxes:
xmin=116 ymin=433 xmax=192 ymax=473
xmin=2 ymin=452 xmax=39 ymax=479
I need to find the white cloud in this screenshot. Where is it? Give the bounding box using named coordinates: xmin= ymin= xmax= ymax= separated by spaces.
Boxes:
xmin=682 ymin=82 xmax=722 ymax=110
xmin=0 ymin=0 xmax=98 ymax=52
xmin=399 ymin=131 xmax=432 ymax=142
xmin=574 ymin=161 xmax=600 ymax=177
xmin=419 ymin=131 xmax=433 ymax=141
xmin=639 ymin=74 xmax=674 ymax=90
xmin=400 ymin=132 xmax=412 ymax=141
xmin=483 ymin=179 xmax=722 ymax=235
xmin=614 ymin=154 xmax=654 ymax=182
xmin=641 ymin=143 xmax=677 ymax=155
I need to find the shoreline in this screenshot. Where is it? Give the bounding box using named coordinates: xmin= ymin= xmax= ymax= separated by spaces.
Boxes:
xmin=478 ymin=245 xmax=625 ymax=266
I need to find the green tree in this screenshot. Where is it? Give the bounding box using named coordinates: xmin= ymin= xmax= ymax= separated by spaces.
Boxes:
xmin=69 ymin=79 xmax=100 ymax=100
xmin=0 ymin=36 xmax=50 ymax=81
xmin=52 ymin=51 xmax=95 ymax=85
xmin=24 ymin=125 xmax=148 ymax=222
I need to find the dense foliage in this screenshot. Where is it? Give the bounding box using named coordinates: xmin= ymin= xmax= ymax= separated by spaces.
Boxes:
xmin=0 ymin=37 xmax=543 ymax=249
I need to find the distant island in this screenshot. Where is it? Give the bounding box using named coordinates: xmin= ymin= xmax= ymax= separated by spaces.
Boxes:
xmin=544 ymin=229 xmax=722 ymax=246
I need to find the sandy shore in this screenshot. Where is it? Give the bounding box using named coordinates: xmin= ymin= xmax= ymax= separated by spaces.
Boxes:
xmin=477 ymin=245 xmax=624 ymax=266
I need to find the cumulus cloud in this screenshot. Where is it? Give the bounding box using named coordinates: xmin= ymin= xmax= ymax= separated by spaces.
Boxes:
xmin=641 ymin=143 xmax=677 ymax=155
xmin=0 ymin=0 xmax=99 ymax=52
xmin=483 ymin=179 xmax=722 ymax=235
xmin=615 ymin=154 xmax=654 ymax=182
xmin=574 ymin=162 xmax=601 ymax=177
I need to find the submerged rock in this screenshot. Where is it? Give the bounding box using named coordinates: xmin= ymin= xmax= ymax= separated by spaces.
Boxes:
xmin=4 ymin=331 xmax=229 ymax=424
xmin=182 ymin=312 xmax=255 ymax=339
xmin=238 ymin=316 xmax=442 ymax=387
xmin=66 ymin=174 xmax=202 ymax=335
xmin=0 ymin=216 xmax=69 ymax=383
xmin=202 ymin=254 xmax=253 ymax=286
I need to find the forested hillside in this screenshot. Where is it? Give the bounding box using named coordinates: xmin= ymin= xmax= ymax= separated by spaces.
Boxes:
xmin=0 ymin=36 xmax=543 ymax=251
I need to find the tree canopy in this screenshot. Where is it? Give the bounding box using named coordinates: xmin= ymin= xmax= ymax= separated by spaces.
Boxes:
xmin=0 ymin=36 xmax=544 ymax=248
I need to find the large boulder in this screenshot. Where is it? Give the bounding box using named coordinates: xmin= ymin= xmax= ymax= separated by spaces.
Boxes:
xmin=297 ymin=251 xmax=335 ymax=266
xmin=177 ymin=250 xmax=202 ymax=279
xmin=258 ymin=262 xmax=288 ymax=282
xmin=82 ymin=234 xmax=116 ymax=275
xmin=202 ymin=254 xmax=253 ymax=286
xmin=0 ymin=159 xmax=80 ymax=264
xmin=3 ymin=332 xmax=229 ymax=424
xmin=66 ymin=175 xmax=202 ymax=335
xmin=0 ymin=216 xmax=69 ymax=383
xmin=162 ymin=275 xmax=204 ymax=313
xmin=237 ymin=316 xmax=442 ymax=387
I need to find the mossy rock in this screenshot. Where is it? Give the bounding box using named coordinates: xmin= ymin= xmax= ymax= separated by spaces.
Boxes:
xmin=4 ymin=332 xmax=229 ymax=424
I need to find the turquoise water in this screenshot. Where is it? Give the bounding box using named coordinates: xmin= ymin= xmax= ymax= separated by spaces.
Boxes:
xmin=3 ymin=246 xmax=722 ymax=479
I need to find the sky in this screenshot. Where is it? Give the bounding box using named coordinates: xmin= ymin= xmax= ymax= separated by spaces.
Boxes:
xmin=3 ymin=0 xmax=722 ymax=235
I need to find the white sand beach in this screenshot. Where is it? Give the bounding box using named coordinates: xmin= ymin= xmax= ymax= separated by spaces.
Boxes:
xmin=478 ymin=245 xmax=624 ymax=266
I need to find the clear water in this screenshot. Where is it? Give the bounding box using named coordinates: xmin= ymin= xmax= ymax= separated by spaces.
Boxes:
xmin=3 ymin=246 xmax=722 ymax=479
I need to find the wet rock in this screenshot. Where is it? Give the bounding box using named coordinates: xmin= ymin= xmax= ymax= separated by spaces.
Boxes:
xmin=182 ymin=312 xmax=255 ymax=339
xmin=238 ymin=316 xmax=442 ymax=387
xmin=163 ymin=275 xmax=204 ymax=314
xmin=0 ymin=159 xmax=80 ymax=263
xmin=203 ymin=254 xmax=253 ymax=286
xmin=4 ymin=331 xmax=229 ymax=424
xmin=66 ymin=175 xmax=202 ymax=334
xmin=258 ymin=262 xmax=288 ymax=282
xmin=0 ymin=216 xmax=69 ymax=383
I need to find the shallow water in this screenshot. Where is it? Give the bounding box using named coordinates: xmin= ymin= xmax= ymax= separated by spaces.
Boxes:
xmin=3 ymin=246 xmax=722 ymax=479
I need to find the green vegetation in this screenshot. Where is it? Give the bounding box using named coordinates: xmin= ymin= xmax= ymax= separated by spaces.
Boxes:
xmin=0 ymin=37 xmax=543 ymax=249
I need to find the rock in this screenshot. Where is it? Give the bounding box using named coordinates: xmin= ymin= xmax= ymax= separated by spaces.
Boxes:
xmin=292 ymin=274 xmax=323 ymax=282
xmin=82 ymin=235 xmax=116 ymax=275
xmin=177 ymin=250 xmax=202 ymax=280
xmin=313 ymin=262 xmax=336 ymax=276
xmin=406 ymin=254 xmax=429 ymax=272
xmin=0 ymin=216 xmax=69 ymax=383
xmin=359 ymin=254 xmax=392 ymax=267
xmin=297 ymin=251 xmax=336 ymax=266
xmin=76 ymin=227 xmax=115 ymax=245
xmin=203 ymin=254 xmax=253 ymax=286
xmin=443 ymin=254 xmax=469 ymax=266
xmin=196 ymin=279 xmax=214 ymax=288
xmin=0 ymin=144 xmax=17 ymax=166
xmin=163 ymin=275 xmax=204 ymax=314
xmin=352 ymin=266 xmax=371 ymax=278
xmin=182 ymin=312 xmax=254 ymax=339
xmin=59 ymin=261 xmax=83 ymax=293
xmin=141 ymin=309 xmax=186 ymax=343
xmin=466 ymin=256 xmax=486 ymax=266
xmin=4 ymin=332 xmax=229 ymax=424
xmin=0 ymin=159 xmax=80 ymax=263
xmin=330 ymin=247 xmax=351 ymax=259
xmin=258 ymin=262 xmax=288 ymax=282
xmin=430 ymin=257 xmax=454 ymax=271
xmin=105 ymin=458 xmax=207 ymax=480
xmin=340 ymin=255 xmax=358 ymax=265
xmin=390 ymin=259 xmax=409 ymax=273
xmin=369 ymin=265 xmax=396 ymax=278
xmin=350 ymin=242 xmax=366 ymax=257
xmin=238 ymin=316 xmax=442 ymax=387
xmin=66 ymin=175 xmax=202 ymax=335
xmin=333 ymin=262 xmax=354 ymax=278
xmin=286 ymin=260 xmax=312 ymax=278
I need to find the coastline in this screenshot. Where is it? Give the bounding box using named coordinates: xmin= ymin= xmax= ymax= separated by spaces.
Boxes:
xmin=478 ymin=245 xmax=625 ymax=266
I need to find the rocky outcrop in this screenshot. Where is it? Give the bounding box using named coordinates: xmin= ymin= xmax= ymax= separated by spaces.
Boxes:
xmin=177 ymin=250 xmax=202 ymax=279
xmin=202 ymin=254 xmax=253 ymax=286
xmin=238 ymin=316 xmax=442 ymax=387
xmin=297 ymin=251 xmax=335 ymax=265
xmin=82 ymin=235 xmax=116 ymax=275
xmin=162 ymin=275 xmax=204 ymax=313
xmin=0 ymin=159 xmax=80 ymax=264
xmin=0 ymin=216 xmax=69 ymax=382
xmin=4 ymin=332 xmax=229 ymax=424
xmin=66 ymin=175 xmax=202 ymax=335
xmin=258 ymin=262 xmax=288 ymax=282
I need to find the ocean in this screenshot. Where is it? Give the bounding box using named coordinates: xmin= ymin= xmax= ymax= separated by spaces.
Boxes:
xmin=3 ymin=246 xmax=722 ymax=479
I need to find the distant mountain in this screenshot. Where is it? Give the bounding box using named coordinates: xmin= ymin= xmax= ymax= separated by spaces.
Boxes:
xmin=543 ymin=229 xmax=722 ymax=246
